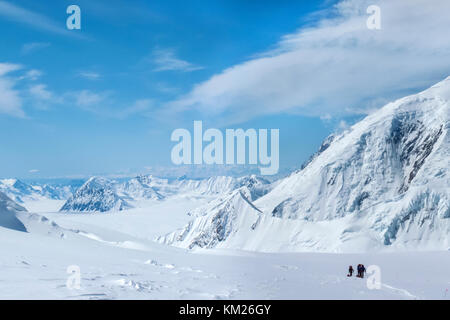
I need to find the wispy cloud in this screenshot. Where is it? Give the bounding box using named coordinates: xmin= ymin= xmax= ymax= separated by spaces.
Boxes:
xmin=0 ymin=64 xmax=146 ymax=118
xmin=155 ymin=82 xmax=179 ymax=95
xmin=117 ymin=99 xmax=154 ymax=119
xmin=68 ymin=90 xmax=110 ymax=112
xmin=27 ymin=82 xmax=65 ymax=110
xmin=66 ymin=90 xmax=154 ymax=119
xmin=78 ymin=71 xmax=101 ymax=80
xmin=166 ymin=0 xmax=450 ymax=124
xmin=19 ymin=69 xmax=43 ymax=81
xmin=151 ymin=48 xmax=203 ymax=72
xmin=0 ymin=63 xmax=25 ymax=117
xmin=0 ymin=63 xmax=21 ymax=77
xmin=0 ymin=1 xmax=82 ymax=37
xmin=21 ymin=42 xmax=51 ymax=55
xmin=29 ymin=84 xmax=53 ymax=101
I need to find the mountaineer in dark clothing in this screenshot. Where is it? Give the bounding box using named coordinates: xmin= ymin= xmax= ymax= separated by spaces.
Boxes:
xmin=360 ymin=264 xmax=366 ymax=278
xmin=348 ymin=265 xmax=354 ymax=277
xmin=356 ymin=264 xmax=366 ymax=278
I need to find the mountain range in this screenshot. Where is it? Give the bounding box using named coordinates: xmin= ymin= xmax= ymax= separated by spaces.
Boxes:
xmin=1 ymin=78 xmax=449 ymax=252
xmin=159 ymin=77 xmax=450 ymax=252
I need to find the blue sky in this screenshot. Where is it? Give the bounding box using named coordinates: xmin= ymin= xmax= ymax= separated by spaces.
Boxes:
xmin=0 ymin=0 xmax=449 ymax=178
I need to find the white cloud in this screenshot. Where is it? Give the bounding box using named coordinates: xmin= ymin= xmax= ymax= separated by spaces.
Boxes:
xmin=22 ymin=69 xmax=43 ymax=81
xmin=0 ymin=63 xmax=25 ymax=117
xmin=78 ymin=71 xmax=101 ymax=80
xmin=0 ymin=63 xmax=21 ymax=77
xmin=21 ymin=42 xmax=50 ymax=55
xmin=151 ymin=48 xmax=203 ymax=72
xmin=28 ymin=169 xmax=39 ymax=173
xmin=167 ymin=0 xmax=450 ymax=124
xmin=70 ymin=90 xmax=108 ymax=109
xmin=155 ymin=82 xmax=178 ymax=94
xmin=66 ymin=90 xmax=153 ymax=118
xmin=29 ymin=84 xmax=52 ymax=100
xmin=117 ymin=99 xmax=154 ymax=118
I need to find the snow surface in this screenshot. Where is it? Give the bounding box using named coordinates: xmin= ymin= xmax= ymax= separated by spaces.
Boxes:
xmin=1 ymin=193 xmax=449 ymax=300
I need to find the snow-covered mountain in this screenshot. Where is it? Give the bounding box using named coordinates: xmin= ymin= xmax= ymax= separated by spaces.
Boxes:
xmin=158 ymin=186 xmax=263 ymax=249
xmin=172 ymin=176 xmax=237 ymax=195
xmin=0 ymin=179 xmax=73 ymax=204
xmin=172 ymin=175 xmax=272 ymax=197
xmin=0 ymin=191 xmax=27 ymax=232
xmin=160 ymin=77 xmax=450 ymax=253
xmin=60 ymin=177 xmax=132 ymax=212
xmin=118 ymin=175 xmax=165 ymax=201
xmin=61 ymin=174 xmax=273 ymax=213
xmin=0 ymin=189 xmax=84 ymax=242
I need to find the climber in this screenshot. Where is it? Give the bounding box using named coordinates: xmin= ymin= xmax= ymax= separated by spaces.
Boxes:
xmin=347 ymin=265 xmax=354 ymax=277
xmin=360 ymin=264 xmax=366 ymax=278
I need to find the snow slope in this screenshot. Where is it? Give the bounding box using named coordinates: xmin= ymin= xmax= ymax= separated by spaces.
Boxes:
xmin=0 ymin=191 xmax=70 ymax=238
xmin=0 ymin=191 xmax=27 ymax=232
xmin=158 ymin=187 xmax=262 ymax=249
xmin=0 ymin=179 xmax=448 ymax=299
xmin=1 ymin=195 xmax=449 ymax=299
xmin=161 ymin=77 xmax=450 ymax=253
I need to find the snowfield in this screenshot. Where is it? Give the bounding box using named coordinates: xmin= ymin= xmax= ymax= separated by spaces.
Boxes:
xmin=1 ymin=196 xmax=449 ymax=300
xmin=0 ymin=78 xmax=449 ymax=299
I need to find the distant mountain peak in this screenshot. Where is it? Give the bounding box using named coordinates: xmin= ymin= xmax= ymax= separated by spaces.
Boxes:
xmin=60 ymin=177 xmax=131 ymax=213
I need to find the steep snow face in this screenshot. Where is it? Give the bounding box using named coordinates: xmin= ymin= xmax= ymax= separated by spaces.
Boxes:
xmin=60 ymin=177 xmax=132 ymax=213
xmin=0 ymin=191 xmax=68 ymax=237
xmin=235 ymin=175 xmax=272 ymax=201
xmin=158 ymin=187 xmax=262 ymax=249
xmin=162 ymin=77 xmax=450 ymax=252
xmin=0 ymin=192 xmax=27 ymax=232
xmin=171 ymin=175 xmax=272 ymax=219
